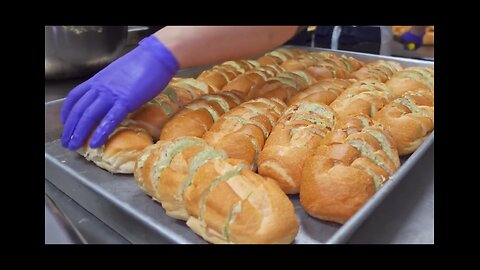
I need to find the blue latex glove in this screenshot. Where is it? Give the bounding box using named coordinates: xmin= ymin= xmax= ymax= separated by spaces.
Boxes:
xmin=60 ymin=35 xmax=179 ymax=150
xmin=399 ymin=32 xmax=423 ymax=51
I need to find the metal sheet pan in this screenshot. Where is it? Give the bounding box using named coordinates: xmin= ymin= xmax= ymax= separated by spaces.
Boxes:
xmin=45 ymin=47 xmax=434 ymax=244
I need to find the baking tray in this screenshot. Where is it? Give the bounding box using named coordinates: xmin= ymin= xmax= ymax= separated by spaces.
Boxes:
xmin=45 ymin=46 xmax=434 ymax=244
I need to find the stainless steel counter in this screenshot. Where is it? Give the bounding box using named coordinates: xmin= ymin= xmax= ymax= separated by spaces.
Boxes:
xmin=45 ymin=180 xmax=129 ymax=244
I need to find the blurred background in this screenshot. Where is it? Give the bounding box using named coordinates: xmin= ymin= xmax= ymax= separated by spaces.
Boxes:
xmin=285 ymin=25 xmax=434 ymax=60
xmin=45 ymin=25 xmax=434 ymax=82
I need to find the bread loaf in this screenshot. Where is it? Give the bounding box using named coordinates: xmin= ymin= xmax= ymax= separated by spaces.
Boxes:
xmin=281 ymin=52 xmax=364 ymax=80
xmin=330 ymin=80 xmax=395 ymax=119
xmin=256 ymin=48 xmax=305 ymax=66
xmin=251 ymin=70 xmax=317 ymax=102
xmin=79 ymin=121 xmax=153 ymax=174
xmin=287 ymin=78 xmax=353 ymax=106
xmin=352 ymin=60 xmax=403 ymax=82
xmin=306 ymin=52 xmax=364 ymax=79
xmin=321 ymin=114 xmax=374 ymax=145
xmin=134 ymin=137 xmax=225 ymax=220
xmin=280 ymin=54 xmax=318 ymax=72
xmin=257 ymin=101 xmax=337 ymax=194
xmin=126 ymin=80 xmax=210 ymax=139
xmin=159 ymin=91 xmax=246 ymax=140
xmin=221 ymin=64 xmax=285 ymax=96
xmin=184 ymin=158 xmax=299 ymax=244
xmin=316 ymin=52 xmax=365 ymax=73
xmin=374 ymin=88 xmax=434 ymax=155
xmin=197 ymin=60 xmax=259 ymax=90
xmin=133 ymin=136 xmax=299 ymax=243
xmin=203 ymin=98 xmax=287 ymax=169
xmin=385 ymin=66 xmax=434 ymax=98
xmin=300 ymin=117 xmax=400 ymax=224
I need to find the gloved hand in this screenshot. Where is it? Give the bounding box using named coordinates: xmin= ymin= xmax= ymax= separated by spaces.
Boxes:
xmin=60 ymin=35 xmax=179 ymax=150
xmin=399 ymin=31 xmax=423 ymax=51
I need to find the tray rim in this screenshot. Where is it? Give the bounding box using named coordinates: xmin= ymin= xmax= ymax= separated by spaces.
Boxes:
xmin=283 ymin=45 xmax=434 ymax=66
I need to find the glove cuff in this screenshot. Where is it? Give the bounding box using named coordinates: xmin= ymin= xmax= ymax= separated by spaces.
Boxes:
xmin=139 ymin=35 xmax=180 ymax=74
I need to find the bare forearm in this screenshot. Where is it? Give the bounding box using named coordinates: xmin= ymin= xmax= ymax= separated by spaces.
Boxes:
xmin=154 ymin=26 xmax=299 ymax=68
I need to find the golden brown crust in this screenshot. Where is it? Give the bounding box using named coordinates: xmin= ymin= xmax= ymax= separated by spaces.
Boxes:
xmin=80 ymin=123 xmax=153 ymax=174
xmin=258 ymin=101 xmax=337 ymax=194
xmin=386 ymin=66 xmax=434 ymax=97
xmin=128 ymin=98 xmax=180 ymax=139
xmin=256 ymin=49 xmax=295 ymax=66
xmin=196 ymin=60 xmax=258 ymax=90
xmin=280 ymin=52 xmax=362 ymax=80
xmin=134 ymin=137 xmax=299 ymax=243
xmin=340 ymin=55 xmax=365 ymax=72
xmin=183 ymin=158 xmax=299 ymax=244
xmin=322 ymin=115 xmax=374 ymax=145
xmin=330 ymin=80 xmax=395 ymax=119
xmin=352 ymin=60 xmax=403 ymax=82
xmin=203 ymin=98 xmax=287 ymax=168
xmin=300 ymin=120 xmax=400 ymax=224
xmin=198 ymin=71 xmax=230 ymax=90
xmin=160 ymin=92 xmax=245 ymax=141
xmin=300 ymin=156 xmax=375 ymax=224
xmin=281 ymin=58 xmax=311 ymax=72
xmin=133 ymin=137 xmax=218 ymax=220
xmin=374 ymin=88 xmax=434 ymax=155
xmin=119 ymin=78 xmax=213 ymax=140
xmin=250 ymin=70 xmax=318 ymax=103
xmin=288 ymin=78 xmax=353 ymax=106
xmin=257 ymin=55 xmax=283 ymax=66
xmin=251 ymin=81 xmax=297 ymax=102
xmin=220 ymin=64 xmax=285 ymax=96
xmin=257 ymin=101 xmax=337 ymax=194
xmin=305 ymin=63 xmax=351 ymax=80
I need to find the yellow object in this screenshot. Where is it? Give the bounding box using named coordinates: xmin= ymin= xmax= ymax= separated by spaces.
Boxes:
xmin=307 ymin=26 xmax=317 ymax=32
xmin=407 ymin=43 xmax=416 ymax=51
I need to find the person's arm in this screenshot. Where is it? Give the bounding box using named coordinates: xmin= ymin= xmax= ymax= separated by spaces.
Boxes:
xmin=60 ymin=26 xmax=300 ymax=150
xmin=156 ymin=26 xmax=299 ymax=68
